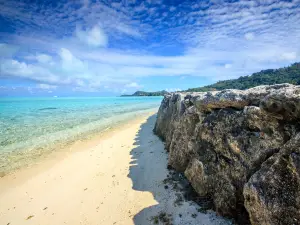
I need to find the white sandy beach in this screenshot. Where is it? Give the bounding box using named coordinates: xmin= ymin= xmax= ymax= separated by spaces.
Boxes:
xmin=0 ymin=113 xmax=231 ymax=225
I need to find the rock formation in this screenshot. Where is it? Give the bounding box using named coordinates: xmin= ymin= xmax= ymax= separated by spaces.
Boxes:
xmin=154 ymin=84 xmax=300 ymax=224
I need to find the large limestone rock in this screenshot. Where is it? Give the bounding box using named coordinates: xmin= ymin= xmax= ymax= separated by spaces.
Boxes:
xmin=154 ymin=84 xmax=300 ymax=224
xmin=244 ymin=133 xmax=300 ymax=225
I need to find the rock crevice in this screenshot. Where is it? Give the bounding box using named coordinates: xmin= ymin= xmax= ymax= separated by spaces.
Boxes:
xmin=154 ymin=84 xmax=300 ymax=224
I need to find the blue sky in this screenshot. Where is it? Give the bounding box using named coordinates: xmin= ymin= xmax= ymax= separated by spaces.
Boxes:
xmin=0 ymin=0 xmax=300 ymax=96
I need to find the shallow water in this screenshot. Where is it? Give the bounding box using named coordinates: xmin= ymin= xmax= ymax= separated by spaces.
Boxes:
xmin=0 ymin=96 xmax=162 ymax=174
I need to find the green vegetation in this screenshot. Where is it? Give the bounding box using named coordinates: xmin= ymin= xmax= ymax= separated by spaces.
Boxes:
xmin=121 ymin=63 xmax=300 ymax=95
xmin=186 ymin=62 xmax=300 ymax=92
xmin=121 ymin=90 xmax=169 ymax=96
xmin=151 ymin=211 xmax=173 ymax=225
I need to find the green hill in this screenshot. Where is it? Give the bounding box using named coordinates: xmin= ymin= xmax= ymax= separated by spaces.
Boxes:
xmin=187 ymin=62 xmax=300 ymax=92
xmin=121 ymin=90 xmax=169 ymax=97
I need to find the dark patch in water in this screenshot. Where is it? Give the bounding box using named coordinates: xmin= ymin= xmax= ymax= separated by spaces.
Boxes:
xmin=38 ymin=107 xmax=58 ymax=111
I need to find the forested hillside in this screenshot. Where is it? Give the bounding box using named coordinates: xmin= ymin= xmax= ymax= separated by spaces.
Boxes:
xmin=187 ymin=62 xmax=300 ymax=92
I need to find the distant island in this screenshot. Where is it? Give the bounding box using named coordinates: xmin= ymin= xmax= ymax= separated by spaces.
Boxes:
xmin=121 ymin=90 xmax=169 ymax=97
xmin=186 ymin=62 xmax=300 ymax=92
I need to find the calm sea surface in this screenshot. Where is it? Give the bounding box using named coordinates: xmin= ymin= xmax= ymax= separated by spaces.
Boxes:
xmin=0 ymin=96 xmax=162 ymax=174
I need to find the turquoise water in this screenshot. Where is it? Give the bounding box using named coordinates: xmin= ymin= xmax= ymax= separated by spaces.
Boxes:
xmin=0 ymin=96 xmax=162 ymax=173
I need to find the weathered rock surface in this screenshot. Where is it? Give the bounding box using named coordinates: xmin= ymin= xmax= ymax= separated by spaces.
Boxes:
xmin=154 ymin=84 xmax=300 ymax=224
xmin=244 ymin=133 xmax=300 ymax=225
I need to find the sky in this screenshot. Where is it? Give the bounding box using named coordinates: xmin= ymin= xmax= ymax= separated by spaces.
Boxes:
xmin=0 ymin=0 xmax=300 ymax=97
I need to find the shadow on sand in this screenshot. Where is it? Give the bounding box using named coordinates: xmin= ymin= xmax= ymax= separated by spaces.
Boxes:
xmin=127 ymin=114 xmax=233 ymax=225
xmin=127 ymin=114 xmax=171 ymax=225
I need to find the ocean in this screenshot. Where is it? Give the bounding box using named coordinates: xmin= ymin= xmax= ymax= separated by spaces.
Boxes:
xmin=0 ymin=96 xmax=162 ymax=174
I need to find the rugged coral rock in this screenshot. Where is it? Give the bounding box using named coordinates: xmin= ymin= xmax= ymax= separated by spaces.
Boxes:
xmin=154 ymin=84 xmax=300 ymax=224
xmin=244 ymin=133 xmax=300 ymax=225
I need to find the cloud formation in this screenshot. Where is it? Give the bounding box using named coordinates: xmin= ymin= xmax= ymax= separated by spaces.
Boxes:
xmin=0 ymin=0 xmax=300 ymax=93
xmin=125 ymin=82 xmax=142 ymax=88
xmin=76 ymin=25 xmax=108 ymax=47
xmin=37 ymin=84 xmax=57 ymax=90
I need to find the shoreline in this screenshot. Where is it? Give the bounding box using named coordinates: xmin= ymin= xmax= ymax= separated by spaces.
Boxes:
xmin=0 ymin=111 xmax=156 ymax=187
xmin=0 ymin=113 xmax=231 ymax=225
xmin=0 ymin=108 xmax=158 ymax=177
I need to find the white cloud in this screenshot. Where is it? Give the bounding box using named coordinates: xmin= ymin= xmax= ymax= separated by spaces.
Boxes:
xmin=1 ymin=42 xmax=299 ymax=91
xmin=224 ymin=64 xmax=232 ymax=69
xmin=114 ymin=24 xmax=142 ymax=37
xmin=59 ymin=48 xmax=85 ymax=72
xmin=37 ymin=84 xmax=57 ymax=89
xmin=281 ymin=52 xmax=297 ymax=60
xmin=60 ymin=48 xmax=73 ymax=62
xmin=76 ymin=26 xmax=108 ymax=47
xmin=245 ymin=33 xmax=255 ymax=40
xmin=125 ymin=82 xmax=142 ymax=88
xmin=36 ymin=54 xmax=52 ymax=63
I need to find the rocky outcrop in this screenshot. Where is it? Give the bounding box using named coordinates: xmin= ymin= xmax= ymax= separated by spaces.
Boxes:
xmin=154 ymin=84 xmax=300 ymax=224
xmin=244 ymin=133 xmax=300 ymax=225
